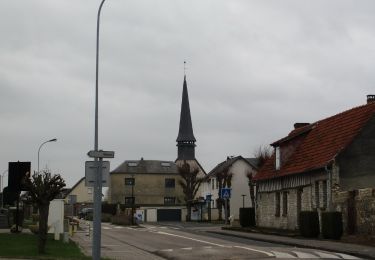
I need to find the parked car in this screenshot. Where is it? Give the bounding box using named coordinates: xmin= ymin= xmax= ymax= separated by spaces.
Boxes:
xmin=78 ymin=208 xmax=93 ymax=220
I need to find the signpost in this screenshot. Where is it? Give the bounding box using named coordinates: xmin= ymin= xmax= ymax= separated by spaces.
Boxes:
xmin=220 ymin=188 xmax=231 ymax=225
xmin=85 ymin=161 xmax=110 ymax=187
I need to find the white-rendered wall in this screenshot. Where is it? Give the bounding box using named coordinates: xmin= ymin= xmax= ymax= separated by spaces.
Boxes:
xmin=48 ymin=199 xmax=64 ymax=234
xmin=229 ymin=160 xmax=252 ymax=220
xmin=146 ymin=208 xmax=157 ymax=222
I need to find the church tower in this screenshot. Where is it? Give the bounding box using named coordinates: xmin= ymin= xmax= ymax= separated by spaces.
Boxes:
xmin=176 ymin=75 xmax=196 ymax=160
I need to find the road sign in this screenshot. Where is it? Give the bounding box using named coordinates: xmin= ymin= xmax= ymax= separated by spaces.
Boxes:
xmin=221 ymin=188 xmax=231 ymax=199
xmin=87 ymin=150 xmax=115 ymax=158
xmin=85 ymin=161 xmax=110 ymax=187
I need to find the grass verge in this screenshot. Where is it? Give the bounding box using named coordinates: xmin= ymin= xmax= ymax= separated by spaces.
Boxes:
xmin=0 ymin=233 xmax=91 ymax=259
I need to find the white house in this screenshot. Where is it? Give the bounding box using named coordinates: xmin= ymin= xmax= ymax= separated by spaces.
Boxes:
xmin=207 ymin=156 xmax=258 ymax=222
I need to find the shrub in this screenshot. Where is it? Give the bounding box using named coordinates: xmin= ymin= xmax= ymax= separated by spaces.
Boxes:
xmin=102 ymin=213 xmax=112 ymax=222
xmin=321 ymin=211 xmax=343 ymax=240
xmin=29 ymin=224 xmax=39 ymax=234
xmin=239 ymin=208 xmax=255 ymax=227
xmin=299 ymin=211 xmax=320 ymax=238
xmin=31 ymin=214 xmax=39 ymax=223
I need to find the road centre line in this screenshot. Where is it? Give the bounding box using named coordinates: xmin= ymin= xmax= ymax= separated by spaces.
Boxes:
xmin=234 ymin=246 xmax=275 ymax=257
xmin=157 ymin=231 xmax=230 ymax=248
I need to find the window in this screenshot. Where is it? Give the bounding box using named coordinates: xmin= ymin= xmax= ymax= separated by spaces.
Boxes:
xmin=164 ymin=197 xmax=176 ymax=205
xmin=315 ymin=181 xmax=320 ymax=208
xmin=87 ymin=187 xmax=93 ymax=194
xmin=68 ymin=195 xmax=77 ymax=204
xmin=282 ymin=191 xmax=288 ymax=216
xmin=127 ymin=162 xmax=138 ymax=167
xmin=125 ymin=196 xmax=135 ymax=205
xmin=165 ymin=178 xmax=175 ymax=188
xmin=212 ymin=200 xmax=215 ymax=208
xmin=161 ymin=162 xmax=171 ymax=167
xmin=275 ymin=192 xmax=280 ymax=217
xmin=125 ymin=178 xmax=135 ymax=186
xmin=275 ymin=147 xmax=281 ymax=170
xmin=211 ymin=178 xmax=215 ymax=190
xmin=322 ymin=180 xmax=327 ymax=209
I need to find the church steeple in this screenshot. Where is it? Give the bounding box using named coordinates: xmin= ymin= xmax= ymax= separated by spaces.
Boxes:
xmin=176 ymin=75 xmax=196 ymax=160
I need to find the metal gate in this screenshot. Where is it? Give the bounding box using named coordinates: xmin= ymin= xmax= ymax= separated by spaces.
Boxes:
xmin=157 ymin=209 xmax=181 ymax=222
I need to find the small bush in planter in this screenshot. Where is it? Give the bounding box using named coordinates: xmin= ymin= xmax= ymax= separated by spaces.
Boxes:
xmin=321 ymin=211 xmax=343 ymax=240
xmin=299 ymin=211 xmax=320 ymax=238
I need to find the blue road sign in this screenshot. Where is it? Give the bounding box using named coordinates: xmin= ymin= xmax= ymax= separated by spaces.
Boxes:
xmin=221 ymin=188 xmax=231 ymax=199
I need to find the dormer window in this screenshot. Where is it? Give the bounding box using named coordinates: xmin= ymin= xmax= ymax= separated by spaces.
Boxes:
xmin=275 ymin=146 xmax=281 ymax=170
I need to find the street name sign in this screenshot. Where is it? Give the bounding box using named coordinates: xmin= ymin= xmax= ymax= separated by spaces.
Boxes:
xmin=85 ymin=161 xmax=110 ymax=187
xmin=87 ymin=150 xmax=115 ymax=158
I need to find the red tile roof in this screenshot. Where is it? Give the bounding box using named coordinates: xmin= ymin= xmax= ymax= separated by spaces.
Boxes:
xmin=254 ymin=102 xmax=375 ymax=181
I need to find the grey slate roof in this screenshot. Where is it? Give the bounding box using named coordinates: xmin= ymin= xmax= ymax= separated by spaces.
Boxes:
xmin=176 ymin=76 xmax=196 ymax=142
xmin=111 ymin=159 xmax=178 ymax=175
xmin=207 ymin=156 xmax=258 ymax=178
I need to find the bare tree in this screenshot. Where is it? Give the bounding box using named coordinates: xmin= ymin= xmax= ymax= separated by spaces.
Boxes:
xmin=177 ymin=161 xmax=205 ymax=221
xmin=215 ymin=169 xmax=233 ymax=221
xmin=246 ymin=171 xmax=256 ymax=207
xmin=25 ymin=171 xmax=66 ymax=253
xmin=253 ymin=145 xmax=272 ymax=168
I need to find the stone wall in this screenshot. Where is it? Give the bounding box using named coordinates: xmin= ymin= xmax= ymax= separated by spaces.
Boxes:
xmin=333 ymin=188 xmax=375 ymax=236
xmin=257 ymin=185 xmax=312 ymax=230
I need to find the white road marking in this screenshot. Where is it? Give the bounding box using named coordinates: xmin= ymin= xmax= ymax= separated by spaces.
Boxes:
xmin=157 ymin=231 xmax=230 ymax=248
xmin=181 ymin=247 xmax=193 ymax=250
xmin=103 ymin=227 xmax=111 ymax=230
xmin=160 ymin=249 xmax=173 ymax=252
xmin=292 ymin=251 xmax=319 ymax=258
xmin=233 ymin=246 xmax=275 ymax=257
xmin=203 ymin=246 xmax=212 ymax=249
xmin=114 ymin=226 xmax=124 ymax=229
xmin=314 ymin=251 xmax=341 ymax=259
xmin=335 ymin=253 xmax=361 ymax=259
xmin=271 ymin=251 xmax=296 ymax=258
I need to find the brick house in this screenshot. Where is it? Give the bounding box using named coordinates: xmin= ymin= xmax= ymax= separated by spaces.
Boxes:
xmin=254 ymin=95 xmax=375 ymax=234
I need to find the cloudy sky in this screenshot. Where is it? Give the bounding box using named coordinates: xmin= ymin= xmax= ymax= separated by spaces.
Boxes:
xmin=1 ymin=1 xmax=374 ymax=187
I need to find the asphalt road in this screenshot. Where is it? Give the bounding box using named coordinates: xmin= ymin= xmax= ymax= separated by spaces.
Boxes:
xmin=91 ymin=222 xmax=362 ymax=260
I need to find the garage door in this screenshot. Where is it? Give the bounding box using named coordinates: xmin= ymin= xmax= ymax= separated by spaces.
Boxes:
xmin=157 ymin=209 xmax=181 ymax=222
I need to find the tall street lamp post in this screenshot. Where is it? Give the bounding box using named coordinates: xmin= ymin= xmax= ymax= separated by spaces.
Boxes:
xmin=38 ymin=138 xmax=57 ymax=172
xmin=92 ymin=1 xmax=106 ymax=260
xmin=241 ymin=194 xmax=246 ymax=208
xmin=1 ymin=170 xmax=8 ymax=208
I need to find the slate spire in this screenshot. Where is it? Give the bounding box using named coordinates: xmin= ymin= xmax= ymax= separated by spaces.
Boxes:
xmin=176 ymin=75 xmax=196 ymax=160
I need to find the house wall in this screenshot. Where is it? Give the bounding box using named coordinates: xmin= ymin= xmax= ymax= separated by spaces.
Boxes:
xmin=230 ymin=160 xmax=257 ymax=221
xmin=337 ymin=114 xmax=375 ymax=190
xmin=67 ymin=180 xmax=93 ymax=203
xmin=257 ymin=186 xmax=310 ymax=230
xmin=109 ymin=173 xmax=184 ymax=206
xmin=333 ymin=188 xmax=375 ymax=236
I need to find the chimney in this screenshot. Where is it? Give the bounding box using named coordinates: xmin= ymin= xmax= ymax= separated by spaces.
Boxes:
xmin=367 ymin=95 xmax=375 ymax=104
xmin=294 ymin=123 xmax=310 ymax=129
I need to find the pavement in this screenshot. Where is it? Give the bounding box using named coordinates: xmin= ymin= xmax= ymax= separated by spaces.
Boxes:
xmin=211 ymin=226 xmax=375 ymax=259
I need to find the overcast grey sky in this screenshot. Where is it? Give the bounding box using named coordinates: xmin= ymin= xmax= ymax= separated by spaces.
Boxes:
xmin=1 ymin=1 xmax=374 ymax=187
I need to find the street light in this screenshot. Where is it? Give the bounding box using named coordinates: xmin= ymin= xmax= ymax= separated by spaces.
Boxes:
xmin=38 ymin=138 xmax=57 ymax=172
xmin=241 ymin=194 xmax=246 ymax=208
xmin=0 ymin=170 xmax=8 ymax=192
xmin=1 ymin=170 xmax=8 ymax=208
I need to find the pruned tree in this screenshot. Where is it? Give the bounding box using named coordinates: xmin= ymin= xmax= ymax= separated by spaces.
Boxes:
xmin=25 ymin=170 xmax=66 ymax=253
xmin=216 ymin=169 xmax=233 ymax=221
xmin=246 ymin=171 xmax=256 ymax=207
xmin=177 ymin=161 xmax=205 ymax=221
xmin=253 ymin=145 xmax=272 ymax=168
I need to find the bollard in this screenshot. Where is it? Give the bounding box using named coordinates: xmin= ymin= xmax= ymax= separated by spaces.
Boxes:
xmin=63 ymin=232 xmax=69 ymax=243
xmin=69 ymin=223 xmax=73 ymax=236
